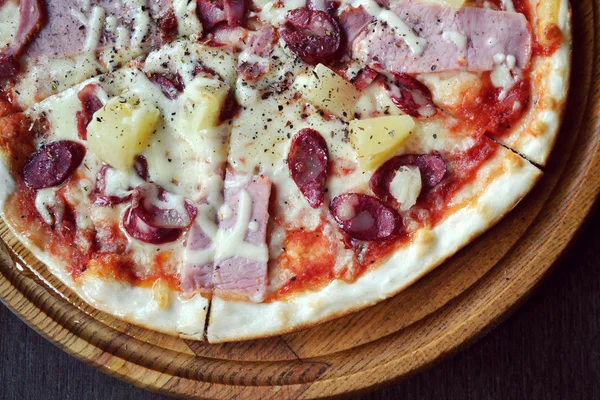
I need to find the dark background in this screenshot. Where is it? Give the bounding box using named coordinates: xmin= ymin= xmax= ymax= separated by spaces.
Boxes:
xmin=1 ymin=209 xmax=598 ymax=400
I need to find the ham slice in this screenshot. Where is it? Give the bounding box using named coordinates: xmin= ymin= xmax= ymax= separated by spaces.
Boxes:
xmin=213 ymin=174 xmax=271 ymax=302
xmin=20 ymin=0 xmax=171 ymax=60
xmin=181 ymin=173 xmax=272 ymax=301
xmin=181 ymin=204 xmax=218 ymax=292
xmin=351 ymin=0 xmax=531 ymax=74
xmin=238 ymin=26 xmax=276 ymax=81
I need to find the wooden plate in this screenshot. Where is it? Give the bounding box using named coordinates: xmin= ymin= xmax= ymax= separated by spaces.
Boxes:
xmin=1 ymin=1 xmax=598 ymax=398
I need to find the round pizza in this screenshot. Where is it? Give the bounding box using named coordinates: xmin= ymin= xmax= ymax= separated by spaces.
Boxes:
xmin=0 ymin=0 xmax=571 ymax=342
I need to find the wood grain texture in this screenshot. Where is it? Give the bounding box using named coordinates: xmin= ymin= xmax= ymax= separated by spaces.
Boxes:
xmin=0 ymin=1 xmax=598 ymax=398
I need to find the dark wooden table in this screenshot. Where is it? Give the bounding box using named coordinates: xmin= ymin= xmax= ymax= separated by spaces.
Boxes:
xmin=1 ymin=209 xmax=598 ymax=400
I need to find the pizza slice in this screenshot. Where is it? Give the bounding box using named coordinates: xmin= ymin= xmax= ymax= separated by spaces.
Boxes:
xmin=202 ymin=36 xmax=541 ymax=341
xmin=0 ymin=0 xmax=208 ymax=116
xmin=341 ymin=0 xmax=571 ymax=165
xmin=0 ymin=39 xmax=237 ymax=338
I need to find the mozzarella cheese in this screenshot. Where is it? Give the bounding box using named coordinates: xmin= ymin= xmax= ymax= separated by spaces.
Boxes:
xmin=390 ymin=166 xmax=422 ymax=211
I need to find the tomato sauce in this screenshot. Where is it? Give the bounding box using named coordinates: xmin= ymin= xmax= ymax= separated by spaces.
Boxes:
xmin=453 ymin=72 xmax=531 ymax=138
xmin=272 ymin=225 xmax=337 ymax=298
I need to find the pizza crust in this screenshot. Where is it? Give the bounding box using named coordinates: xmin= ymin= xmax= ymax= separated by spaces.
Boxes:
xmin=0 ymin=214 xmax=210 ymax=339
xmin=207 ymin=146 xmax=541 ymax=342
xmin=495 ymin=0 xmax=571 ymax=166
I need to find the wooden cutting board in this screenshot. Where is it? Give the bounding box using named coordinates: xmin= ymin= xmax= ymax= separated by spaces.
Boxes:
xmin=1 ymin=1 xmax=599 ymax=398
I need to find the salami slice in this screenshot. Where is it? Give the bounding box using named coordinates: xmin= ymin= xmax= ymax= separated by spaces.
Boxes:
xmin=131 ymin=183 xmax=197 ymax=229
xmin=370 ymin=154 xmax=447 ymax=206
xmin=330 ymin=193 xmax=402 ymax=241
xmin=280 ymin=8 xmax=341 ymax=65
xmin=76 ymin=84 xmax=104 ymax=140
xmin=148 ymin=73 xmax=184 ymax=100
xmin=385 ymin=74 xmax=437 ymax=118
xmin=23 ymin=141 xmax=86 ymax=190
xmin=122 ymin=207 xmax=181 ymax=245
xmin=288 ymin=128 xmax=329 ymax=208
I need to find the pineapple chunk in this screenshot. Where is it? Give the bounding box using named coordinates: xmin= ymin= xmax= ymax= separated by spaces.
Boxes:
xmin=295 ymin=63 xmax=360 ymax=120
xmin=87 ymin=94 xmax=160 ymax=171
xmin=349 ymin=115 xmax=415 ymax=170
xmin=177 ymin=76 xmax=229 ymax=132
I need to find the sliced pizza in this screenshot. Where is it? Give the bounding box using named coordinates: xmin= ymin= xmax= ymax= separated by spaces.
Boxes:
xmin=0 ymin=39 xmax=237 ymax=338
xmin=0 ymin=0 xmax=570 ymax=343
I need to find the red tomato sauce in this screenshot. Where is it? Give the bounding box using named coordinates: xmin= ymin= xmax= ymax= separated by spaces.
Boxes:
xmin=272 ymin=225 xmax=337 ymax=298
xmin=453 ymin=72 xmax=531 ymax=139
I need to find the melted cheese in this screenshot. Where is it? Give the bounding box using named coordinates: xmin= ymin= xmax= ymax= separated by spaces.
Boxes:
xmin=72 ymin=5 xmax=106 ymax=53
xmin=390 ymin=166 xmax=422 ymax=211
xmin=35 ymin=187 xmax=64 ymax=225
xmin=442 ymin=31 xmax=467 ymax=51
xmin=0 ymin=0 xmax=19 ymax=49
xmin=490 ymin=53 xmax=521 ymax=101
xmin=184 ymin=192 xmax=269 ymax=266
xmin=173 ymin=0 xmax=202 ymax=37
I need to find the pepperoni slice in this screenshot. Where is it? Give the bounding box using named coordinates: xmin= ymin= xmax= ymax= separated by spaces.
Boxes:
xmin=353 ymin=67 xmax=378 ymax=90
xmin=76 ymin=84 xmax=104 ymax=140
xmin=23 ymin=141 xmax=86 ymax=190
xmin=385 ymin=74 xmax=437 ymax=118
xmin=148 ymin=73 xmax=184 ymax=100
xmin=330 ymin=193 xmax=402 ymax=241
xmin=131 ymin=183 xmax=198 ymax=229
xmin=157 ymin=9 xmax=178 ymax=41
xmin=0 ymin=54 xmax=19 ymax=79
xmin=288 ymin=128 xmax=329 ymax=208
xmin=370 ymin=154 xmax=446 ymax=206
xmin=93 ymin=166 xmax=132 ymax=206
xmin=280 ymin=8 xmax=341 ymax=65
xmin=133 ymin=155 xmax=149 ymax=181
xmin=123 ymin=207 xmax=181 ymax=245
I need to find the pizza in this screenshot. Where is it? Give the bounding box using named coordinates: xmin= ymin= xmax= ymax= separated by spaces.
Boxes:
xmin=0 ymin=0 xmax=571 ymax=342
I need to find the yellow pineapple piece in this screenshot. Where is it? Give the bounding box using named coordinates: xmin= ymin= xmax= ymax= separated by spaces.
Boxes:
xmin=349 ymin=115 xmax=415 ymax=170
xmin=87 ymin=94 xmax=160 ymax=171
xmin=295 ymin=63 xmax=360 ymax=120
xmin=177 ymin=76 xmax=230 ymax=132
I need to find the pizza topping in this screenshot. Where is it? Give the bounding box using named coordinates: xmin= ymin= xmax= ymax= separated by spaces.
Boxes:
xmin=177 ymin=75 xmax=230 ymax=131
xmin=211 ymin=23 xmax=248 ymax=46
xmin=329 ymin=193 xmax=402 ymax=241
xmin=353 ymin=1 xmax=531 ymax=74
xmin=35 ymin=187 xmax=65 ymax=226
xmin=0 ymin=0 xmax=44 ymax=78
xmin=213 ymin=174 xmax=271 ymax=302
xmin=288 ymin=128 xmax=329 ymax=208
xmin=23 ymin=141 xmax=86 ymax=190
xmin=133 ymin=155 xmax=149 ymax=181
xmin=352 ymin=67 xmax=378 ymax=91
xmin=87 ymin=94 xmax=160 ymax=171
xmin=490 ymin=53 xmax=522 ymax=101
xmin=388 ymin=166 xmax=422 ymax=211
xmin=349 ymin=115 xmax=415 ymax=170
xmin=75 ymin=84 xmax=105 ymax=140
xmin=385 ymin=74 xmax=436 ymax=118
xmin=123 ymin=206 xmax=181 ymax=245
xmin=370 ymin=154 xmax=446 ymax=207
xmin=148 ymin=73 xmax=184 ymax=100
xmin=339 ymin=5 xmax=372 ymax=53
xmin=131 ymin=183 xmax=198 ymax=229
xmin=196 ymin=0 xmax=246 ymax=32
xmin=280 ymin=8 xmax=341 ymax=65
xmin=238 ymin=26 xmax=276 ymax=81
xmin=294 ymin=63 xmax=360 ymax=119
